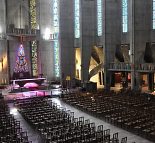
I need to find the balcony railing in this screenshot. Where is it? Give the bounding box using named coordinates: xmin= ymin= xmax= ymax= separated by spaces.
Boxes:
xmin=136 ymin=63 xmax=155 ymax=71
xmin=108 ymin=62 xmax=155 ymax=72
xmin=6 ymin=27 xmax=40 ymax=36
xmin=108 ymin=63 xmax=131 ymax=71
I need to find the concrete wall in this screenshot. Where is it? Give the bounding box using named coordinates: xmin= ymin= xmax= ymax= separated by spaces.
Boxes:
xmin=39 ymin=41 xmax=54 ymax=80
xmin=39 ymin=0 xmax=53 ymax=37
xmin=128 ymin=0 xmax=152 ymax=90
xmin=39 ymin=0 xmax=54 ymax=80
xmin=6 ymin=0 xmax=29 ymax=28
xmin=0 ymin=0 xmax=6 ymax=33
xmin=104 ymin=0 xmax=121 ymax=63
xmin=133 ymin=0 xmax=151 ymax=64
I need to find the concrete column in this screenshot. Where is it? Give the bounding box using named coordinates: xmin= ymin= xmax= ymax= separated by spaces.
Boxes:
xmin=39 ymin=0 xmax=54 ymax=80
xmin=0 ymin=0 xmax=6 ymax=33
xmin=129 ymin=0 xmax=135 ymax=90
xmin=129 ymin=0 xmax=151 ymax=90
xmin=59 ymin=0 xmax=75 ymax=82
xmin=104 ymin=0 xmax=121 ymax=90
xmin=135 ymin=72 xmax=141 ymax=90
xmin=80 ymin=0 xmax=96 ymax=82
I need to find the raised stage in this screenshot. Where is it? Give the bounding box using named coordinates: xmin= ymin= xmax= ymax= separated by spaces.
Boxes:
xmin=3 ymin=88 xmax=62 ymax=101
xmin=12 ymin=78 xmax=46 ymax=87
xmin=4 ymin=90 xmax=50 ymax=100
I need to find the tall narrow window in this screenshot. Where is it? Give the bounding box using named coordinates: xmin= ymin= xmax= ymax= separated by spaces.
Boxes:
xmin=30 ymin=0 xmax=38 ymax=77
xmin=74 ymin=0 xmax=80 ymax=38
xmin=153 ymin=0 xmax=155 ymax=29
xmin=14 ymin=44 xmax=29 ymax=73
xmin=122 ymin=0 xmax=128 ymax=32
xmin=53 ymin=0 xmax=60 ymax=77
xmin=31 ymin=41 xmax=38 ymax=76
xmin=97 ymin=0 xmax=102 ymax=36
xmin=30 ymin=0 xmax=37 ymax=29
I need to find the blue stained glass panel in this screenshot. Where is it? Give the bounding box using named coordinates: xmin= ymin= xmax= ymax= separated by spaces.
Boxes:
xmin=74 ymin=0 xmax=80 ymax=38
xmin=122 ymin=0 xmax=128 ymax=32
xmin=97 ymin=0 xmax=102 ymax=36
xmin=153 ymin=0 xmax=155 ymax=29
xmin=53 ymin=0 xmax=60 ymax=77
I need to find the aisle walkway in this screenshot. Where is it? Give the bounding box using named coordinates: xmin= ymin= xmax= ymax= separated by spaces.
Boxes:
xmin=8 ymin=103 xmax=43 ymax=143
xmin=51 ymin=98 xmax=153 ymax=143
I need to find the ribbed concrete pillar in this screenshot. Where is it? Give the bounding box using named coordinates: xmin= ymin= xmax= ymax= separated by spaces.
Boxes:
xmin=80 ymin=0 xmax=96 ymax=82
xmin=104 ymin=0 xmax=121 ymax=90
xmin=129 ymin=0 xmax=135 ymax=90
xmin=129 ymin=0 xmax=151 ymax=90
xmin=59 ymin=0 xmax=75 ymax=82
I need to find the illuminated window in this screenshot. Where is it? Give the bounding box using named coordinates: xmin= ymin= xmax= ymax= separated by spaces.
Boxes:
xmin=31 ymin=41 xmax=38 ymax=76
xmin=30 ymin=0 xmax=38 ymax=76
xmin=153 ymin=0 xmax=155 ymax=29
xmin=74 ymin=0 xmax=80 ymax=38
xmin=97 ymin=0 xmax=102 ymax=36
xmin=54 ymin=41 xmax=60 ymax=77
xmin=122 ymin=0 xmax=128 ymax=32
xmin=53 ymin=0 xmax=59 ymax=30
xmin=53 ymin=0 xmax=60 ymax=77
xmin=30 ymin=0 xmax=37 ymax=29
xmin=14 ymin=44 xmax=29 ymax=73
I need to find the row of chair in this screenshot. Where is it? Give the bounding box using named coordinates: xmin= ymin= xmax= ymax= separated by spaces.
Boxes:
xmin=61 ymin=90 xmax=155 ymax=142
xmin=15 ymin=97 xmax=134 ymax=143
xmin=0 ymin=99 xmax=32 ymax=143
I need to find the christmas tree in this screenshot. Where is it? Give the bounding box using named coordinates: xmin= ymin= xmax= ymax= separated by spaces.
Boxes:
xmin=13 ymin=44 xmax=30 ymax=79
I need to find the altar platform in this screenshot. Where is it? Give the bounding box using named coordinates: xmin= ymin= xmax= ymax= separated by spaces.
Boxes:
xmin=2 ymin=88 xmax=63 ymax=101
xmin=11 ymin=78 xmax=46 ymax=87
xmin=4 ymin=90 xmax=50 ymax=101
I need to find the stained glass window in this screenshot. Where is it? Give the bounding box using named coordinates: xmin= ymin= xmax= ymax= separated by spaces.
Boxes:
xmin=14 ymin=44 xmax=29 ymax=73
xmin=30 ymin=0 xmax=38 ymax=76
xmin=54 ymin=41 xmax=60 ymax=77
xmin=53 ymin=0 xmax=60 ymax=77
xmin=30 ymin=0 xmax=37 ymax=29
xmin=53 ymin=0 xmax=59 ymax=30
xmin=97 ymin=0 xmax=102 ymax=36
xmin=153 ymin=0 xmax=155 ymax=29
xmin=31 ymin=41 xmax=38 ymax=76
xmin=74 ymin=0 xmax=80 ymax=38
xmin=122 ymin=0 xmax=128 ymax=32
